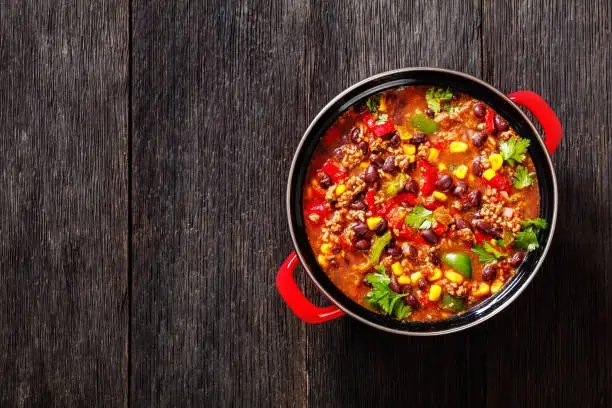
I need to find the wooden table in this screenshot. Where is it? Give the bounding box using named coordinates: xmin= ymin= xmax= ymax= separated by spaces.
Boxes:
xmin=1 ymin=1 xmax=610 ymax=406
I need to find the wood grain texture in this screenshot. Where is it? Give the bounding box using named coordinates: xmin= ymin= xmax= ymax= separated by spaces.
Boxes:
xmin=482 ymin=1 xmax=612 ymax=407
xmin=0 ymin=1 xmax=129 ymax=407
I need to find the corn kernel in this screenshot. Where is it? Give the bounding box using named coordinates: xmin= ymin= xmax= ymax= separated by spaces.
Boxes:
xmin=468 ymin=174 xmax=475 ymax=182
xmin=444 ymin=270 xmax=464 ymax=284
xmin=360 ymin=161 xmax=370 ymax=168
xmin=378 ymin=97 xmax=387 ymax=112
xmin=410 ymin=272 xmax=422 ymax=283
xmin=409 ymin=154 xmax=416 ymax=163
xmin=428 ymin=268 xmax=442 ymax=281
xmin=391 ymin=262 xmax=404 ymax=276
xmin=490 ymin=280 xmax=503 ymax=294
xmin=397 ymin=274 xmax=411 ymax=285
xmin=454 ymin=164 xmax=468 ymax=179
xmin=403 ymin=144 xmax=417 ymax=155
xmin=483 ymin=168 xmax=496 ymax=181
xmin=449 ymin=141 xmax=468 ymax=153
xmin=367 ymin=217 xmax=382 ymax=230
xmin=489 ymin=153 xmax=503 ymax=171
xmin=335 ymin=184 xmax=347 ymax=195
xmin=317 ymin=255 xmax=329 ymax=268
xmin=397 ymin=126 xmax=411 ymax=140
xmin=320 ymin=243 xmax=333 ymax=255
xmin=428 ymin=147 xmax=440 ymax=162
xmin=438 ymin=163 xmax=447 ymax=171
xmin=429 ymin=284 xmax=442 ymax=301
xmin=433 ymin=191 xmax=448 ymax=201
xmin=474 ymin=282 xmax=490 ymax=297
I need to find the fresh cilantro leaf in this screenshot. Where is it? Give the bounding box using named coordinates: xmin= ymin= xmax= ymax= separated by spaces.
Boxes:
xmin=374 ymin=265 xmax=387 ymax=275
xmin=471 ymin=244 xmax=501 ymax=263
xmin=514 ymin=227 xmax=539 ymax=251
xmin=499 ymin=136 xmax=530 ymax=166
xmin=405 ymin=205 xmax=434 ymax=230
xmin=484 ymin=241 xmax=505 ymax=258
xmin=364 ymin=272 xmax=410 ymax=319
xmin=521 ymin=217 xmax=548 ymax=231
xmin=425 ymin=87 xmax=453 ymax=113
xmin=366 ymin=95 xmax=382 ymax=113
xmin=449 ymin=104 xmax=461 ymax=114
xmin=375 ymin=113 xmax=389 ymax=125
xmin=513 ymin=165 xmax=535 ymax=189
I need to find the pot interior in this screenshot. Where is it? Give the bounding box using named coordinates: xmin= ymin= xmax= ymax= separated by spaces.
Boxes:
xmin=287 ymin=68 xmax=557 ymax=334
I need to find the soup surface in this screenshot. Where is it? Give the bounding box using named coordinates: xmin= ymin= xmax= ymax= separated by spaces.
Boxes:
xmin=302 ymin=86 xmax=547 ymax=321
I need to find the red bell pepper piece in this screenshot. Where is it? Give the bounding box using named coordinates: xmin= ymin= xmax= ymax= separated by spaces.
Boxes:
xmin=418 ymin=160 xmax=438 ymax=196
xmin=433 ymin=223 xmax=447 ymax=236
xmin=366 ymin=188 xmax=377 ymax=212
xmin=423 ymin=200 xmax=442 ymax=211
xmin=304 ymin=202 xmax=330 ymax=224
xmin=321 ymin=127 xmax=342 ymax=144
xmin=486 ymin=109 xmax=496 ymax=133
xmin=361 ymin=111 xmax=396 ymax=137
xmin=321 ymin=160 xmax=346 ymax=183
xmin=379 ymin=193 xmax=418 ymax=217
xmin=474 ymin=230 xmax=494 ymax=244
xmin=310 ymin=182 xmax=327 ymax=200
xmin=486 ymin=174 xmax=512 ymax=194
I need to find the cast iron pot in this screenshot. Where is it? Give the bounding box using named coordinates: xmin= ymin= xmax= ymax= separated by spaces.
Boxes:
xmin=277 ymin=68 xmax=562 ymax=335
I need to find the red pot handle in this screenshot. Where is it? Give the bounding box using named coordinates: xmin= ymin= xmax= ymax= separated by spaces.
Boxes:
xmin=508 ymin=91 xmax=562 ymax=155
xmin=276 ymin=252 xmax=345 ymax=324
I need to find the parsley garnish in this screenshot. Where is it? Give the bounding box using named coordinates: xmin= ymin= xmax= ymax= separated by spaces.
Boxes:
xmin=425 ymin=88 xmax=453 ymax=113
xmin=521 ymin=217 xmax=548 ymax=230
xmin=513 ymin=165 xmax=535 ymax=189
xmin=366 ymin=95 xmax=382 ymax=113
xmin=364 ymin=271 xmax=411 ymax=319
xmin=514 ymin=228 xmax=539 ymax=251
xmin=375 ymin=113 xmax=389 ymax=125
xmin=499 ymin=136 xmax=530 ymax=166
xmin=405 ymin=205 xmax=434 ymax=230
xmin=471 ymin=242 xmax=504 ymax=263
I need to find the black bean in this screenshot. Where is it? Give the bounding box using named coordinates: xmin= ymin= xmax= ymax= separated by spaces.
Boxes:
xmin=410 ymin=132 xmax=427 ymax=145
xmin=364 ymin=165 xmax=379 ymax=183
xmin=488 ymin=228 xmax=502 ymax=239
xmin=510 ymin=251 xmax=526 ymax=267
xmin=352 ymin=222 xmax=369 ymax=236
xmin=474 ymin=220 xmax=492 ymax=233
xmin=417 ymin=278 xmax=428 ymax=290
xmin=373 ymin=218 xmax=388 ymax=234
xmin=370 ymin=154 xmax=384 ymax=168
xmin=358 ymin=141 xmax=369 ymax=155
xmin=386 ymin=246 xmax=402 ymax=257
xmin=467 ymin=190 xmax=482 ymax=208
xmin=471 ymin=131 xmax=487 ymax=147
xmin=350 ymin=127 xmax=361 ymax=143
xmin=389 ymin=133 xmax=401 ymax=147
xmin=332 ymin=246 xmax=342 ymax=254
xmin=381 ymin=130 xmax=398 ymax=141
xmin=333 ymin=147 xmax=344 ymax=158
xmin=424 ymin=108 xmax=435 ymax=118
xmin=382 ymin=156 xmax=397 ymax=173
xmin=455 ymin=217 xmax=470 ymax=230
xmin=435 ymin=174 xmax=454 ymax=191
xmin=389 ymin=274 xmax=401 ymax=293
xmin=351 ymin=200 xmax=367 ymax=211
xmin=452 ymin=181 xmax=468 ymax=196
xmin=406 ymin=244 xmax=418 ymax=260
xmin=472 ymin=159 xmax=484 ymax=177
xmin=405 ymin=179 xmax=419 ymax=194
xmin=401 ymin=284 xmax=413 ymax=294
xmin=473 ymin=102 xmax=486 ymax=118
xmin=329 ymin=259 xmax=339 ymax=268
xmin=355 ymin=239 xmax=371 ymax=250
xmin=429 ymin=252 xmax=441 ymax=266
xmin=422 ymin=229 xmax=439 ymax=244
xmin=495 ymin=115 xmax=509 ymax=132
xmin=482 ymin=265 xmax=497 ymax=282
xmin=406 ymin=294 xmax=420 ymax=310
xmin=319 ymin=173 xmax=332 ymax=189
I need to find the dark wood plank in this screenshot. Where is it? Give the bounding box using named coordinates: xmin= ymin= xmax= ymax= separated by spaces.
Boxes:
xmin=482 ymin=1 xmax=612 ymax=406
xmin=131 ymin=1 xmax=309 ymax=406
xmin=299 ymin=2 xmax=487 ymax=407
xmin=0 ymin=1 xmax=129 ymax=406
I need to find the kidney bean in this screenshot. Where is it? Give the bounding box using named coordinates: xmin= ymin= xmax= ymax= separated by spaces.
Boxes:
xmin=382 ymin=156 xmax=397 ymax=173
xmin=352 ymin=222 xmax=369 ymax=236
xmin=386 ymin=245 xmax=402 ymax=257
xmin=410 ymin=132 xmax=427 ymax=145
xmin=474 ymin=220 xmax=492 ymax=233
xmin=429 ymin=252 xmax=441 ymax=266
xmin=333 ymin=147 xmax=344 ymax=158
xmin=424 ymin=108 xmax=435 ymax=118
xmin=472 ymin=159 xmax=484 ymax=177
xmin=417 ymin=278 xmax=428 ymax=290
xmin=473 ymin=102 xmax=486 ymax=118
xmin=482 ymin=265 xmax=497 ymax=282
xmin=358 ymin=141 xmax=369 ymax=155
xmin=405 ymin=244 xmax=418 ymax=260
xmin=355 ymin=239 xmax=371 ymax=250
xmin=319 ymin=173 xmax=332 ymax=189
xmin=351 ymin=200 xmax=367 ymax=211
xmin=381 ymin=129 xmax=398 ymax=141
xmin=435 ymin=174 xmax=454 ymax=191
xmin=452 ymin=180 xmax=468 ymax=196
xmin=455 ymin=217 xmax=470 ymax=230
xmin=374 ymin=218 xmax=388 ymax=234
xmin=405 ymin=179 xmax=419 ymax=194
xmin=510 ymin=251 xmax=527 ymax=266
xmin=495 ymin=115 xmax=509 ymax=132
xmin=471 ymin=131 xmax=487 ymax=147
xmin=350 ymin=127 xmax=361 ymax=143
xmin=389 ymin=274 xmax=401 ymax=293
xmin=467 ymin=189 xmax=482 ymax=208
xmin=422 ymin=229 xmax=439 ymax=244
xmin=389 ymin=133 xmax=401 ymax=147
xmin=407 ymin=294 xmax=420 ymax=309
xmin=370 ymin=154 xmax=384 ymax=168
xmin=364 ymin=165 xmax=379 ymax=183
xmin=401 ymin=284 xmax=413 ymax=294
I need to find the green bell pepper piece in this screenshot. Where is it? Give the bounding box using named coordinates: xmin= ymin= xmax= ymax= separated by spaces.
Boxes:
xmin=411 ymin=113 xmax=440 ymax=134
xmin=369 ymin=231 xmax=392 ymax=264
xmin=441 ymin=252 xmax=473 ymax=278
